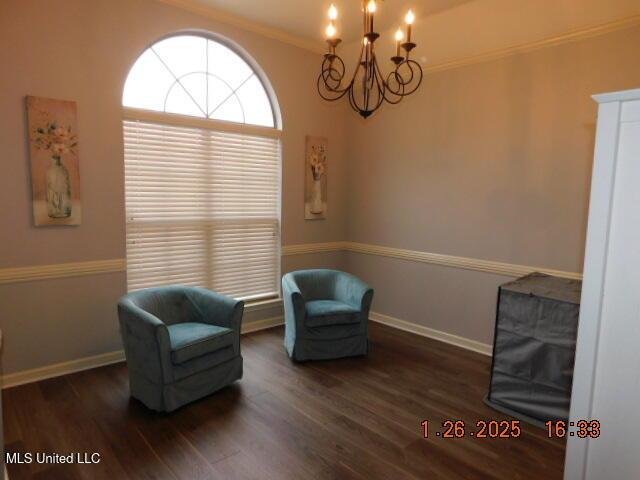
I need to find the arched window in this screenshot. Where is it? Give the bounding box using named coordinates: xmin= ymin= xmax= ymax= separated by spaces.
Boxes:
xmin=123 ymin=34 xmax=281 ymax=302
xmin=123 ymin=35 xmax=275 ymax=127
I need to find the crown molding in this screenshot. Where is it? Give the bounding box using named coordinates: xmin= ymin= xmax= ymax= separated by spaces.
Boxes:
xmin=426 ymin=15 xmax=640 ymax=74
xmin=154 ymin=3 xmax=638 ymax=72
xmin=593 ymin=88 xmax=640 ymax=105
xmin=155 ymin=0 xmax=325 ymax=54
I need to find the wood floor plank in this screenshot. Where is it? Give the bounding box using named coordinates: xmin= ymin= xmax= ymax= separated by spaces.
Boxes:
xmin=65 ymin=368 xmax=179 ymax=480
xmin=3 ymin=323 xmax=565 ymax=479
xmin=243 ymin=329 xmax=557 ymax=479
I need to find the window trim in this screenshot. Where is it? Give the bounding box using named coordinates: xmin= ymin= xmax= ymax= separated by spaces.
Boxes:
xmin=123 ymin=107 xmax=282 ymax=139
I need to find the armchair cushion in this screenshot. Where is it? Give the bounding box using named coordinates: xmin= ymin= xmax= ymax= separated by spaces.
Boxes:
xmin=168 ymin=322 xmax=234 ymax=364
xmin=305 ymin=300 xmax=360 ymax=328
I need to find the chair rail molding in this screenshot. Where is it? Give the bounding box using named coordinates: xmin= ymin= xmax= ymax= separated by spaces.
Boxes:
xmin=0 ymin=259 xmax=126 ymax=285
xmin=0 ymin=242 xmax=581 ymax=284
xmin=281 ymin=241 xmax=347 ymax=256
xmin=282 ymin=241 xmax=583 ymax=280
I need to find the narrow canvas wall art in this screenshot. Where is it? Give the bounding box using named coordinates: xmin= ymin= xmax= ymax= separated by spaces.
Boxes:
xmin=27 ymin=96 xmax=81 ymax=226
xmin=305 ymin=136 xmax=327 ymax=220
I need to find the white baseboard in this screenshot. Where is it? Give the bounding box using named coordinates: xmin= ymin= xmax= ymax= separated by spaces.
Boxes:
xmin=1 ymin=350 xmax=125 ymax=390
xmin=1 ymin=316 xmax=284 ymax=390
xmin=369 ymin=311 xmax=493 ymax=356
xmin=1 ymin=313 xmax=488 ymax=389
xmin=241 ymin=315 xmax=284 ymax=334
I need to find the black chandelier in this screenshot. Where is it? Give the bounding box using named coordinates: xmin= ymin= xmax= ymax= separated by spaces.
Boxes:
xmin=318 ymin=1 xmax=423 ymax=118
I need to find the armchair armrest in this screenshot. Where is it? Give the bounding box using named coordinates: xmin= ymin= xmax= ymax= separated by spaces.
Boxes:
xmin=184 ymin=287 xmax=244 ymax=332
xmin=334 ymin=273 xmax=374 ymax=313
xmin=118 ymin=298 xmax=172 ymax=383
xmin=282 ymin=273 xmax=307 ymax=330
xmin=119 ymin=299 xmax=166 ymax=334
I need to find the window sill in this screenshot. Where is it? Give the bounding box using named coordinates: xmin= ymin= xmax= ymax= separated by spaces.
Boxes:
xmin=244 ymin=297 xmax=282 ymax=313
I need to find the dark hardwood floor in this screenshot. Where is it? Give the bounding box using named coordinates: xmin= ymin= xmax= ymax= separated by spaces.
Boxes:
xmin=3 ymin=323 xmax=566 ymax=479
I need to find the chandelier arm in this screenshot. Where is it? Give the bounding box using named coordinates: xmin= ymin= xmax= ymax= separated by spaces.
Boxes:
xmin=319 ymin=55 xmax=347 ymax=91
xmin=351 ymin=69 xmax=368 ymax=114
xmin=361 ymin=55 xmax=370 ymax=112
xmin=383 ymin=72 xmax=406 ymax=103
xmin=342 ymin=41 xmax=371 ymax=114
xmin=348 ymin=80 xmax=363 ymax=115
xmin=349 ymin=49 xmax=387 ymax=117
xmin=317 ymin=74 xmax=352 ymax=101
xmin=325 ymin=56 xmax=346 ymax=83
xmin=368 ymin=52 xmax=405 ymax=107
xmin=396 ymin=61 xmax=416 ymax=85
xmin=380 ymin=64 xmax=406 ymax=104
xmin=349 ymin=57 xmax=370 ymax=114
xmin=370 ymin=53 xmax=386 ymax=111
xmin=317 ymin=53 xmax=353 ymax=101
xmin=394 ymin=60 xmax=424 ymax=96
xmin=405 ymin=60 xmax=424 ymax=96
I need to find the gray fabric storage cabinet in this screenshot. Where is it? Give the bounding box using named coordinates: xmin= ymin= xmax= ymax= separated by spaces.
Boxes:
xmin=485 ymin=273 xmax=581 ymax=425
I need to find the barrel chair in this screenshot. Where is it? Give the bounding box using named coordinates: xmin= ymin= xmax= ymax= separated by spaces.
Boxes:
xmin=282 ymin=269 xmax=374 ymax=362
xmin=117 ymin=286 xmax=244 ymax=412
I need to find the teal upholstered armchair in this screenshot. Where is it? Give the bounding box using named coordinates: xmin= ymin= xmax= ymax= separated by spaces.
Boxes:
xmin=282 ymin=269 xmax=374 ymax=361
xmin=118 ymin=286 xmax=244 ymax=412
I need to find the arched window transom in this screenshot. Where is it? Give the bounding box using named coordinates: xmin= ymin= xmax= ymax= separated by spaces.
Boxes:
xmin=123 ymin=35 xmax=275 ymax=127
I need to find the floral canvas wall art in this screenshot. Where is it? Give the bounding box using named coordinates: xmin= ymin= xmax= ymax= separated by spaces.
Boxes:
xmin=305 ymin=136 xmax=328 ymax=220
xmin=27 ymin=96 xmax=81 ymax=226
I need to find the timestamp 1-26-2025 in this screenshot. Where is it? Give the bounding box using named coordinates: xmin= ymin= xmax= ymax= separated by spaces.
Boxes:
xmin=421 ymin=419 xmax=601 ymax=439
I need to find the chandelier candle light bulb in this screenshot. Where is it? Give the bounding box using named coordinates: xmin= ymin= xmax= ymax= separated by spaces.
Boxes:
xmin=395 ymin=28 xmax=404 ymax=57
xmin=367 ymin=0 xmax=376 ymax=33
xmin=328 ymin=4 xmax=338 ymax=20
xmin=325 ymin=23 xmax=336 ymax=39
xmin=405 ymin=9 xmax=415 ymax=42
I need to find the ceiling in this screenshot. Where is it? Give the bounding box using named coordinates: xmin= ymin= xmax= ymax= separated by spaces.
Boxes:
xmin=171 ymin=0 xmax=640 ymax=67
xmin=188 ymin=0 xmax=476 ymax=42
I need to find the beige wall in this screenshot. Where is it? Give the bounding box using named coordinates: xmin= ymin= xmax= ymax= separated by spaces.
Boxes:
xmin=1 ymin=0 xmax=638 ymax=375
xmin=344 ymin=26 xmax=640 ymax=345
xmin=0 ymin=0 xmax=348 ymax=374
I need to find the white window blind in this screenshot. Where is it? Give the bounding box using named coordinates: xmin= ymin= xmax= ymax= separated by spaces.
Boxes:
xmin=123 ymin=119 xmax=281 ymax=301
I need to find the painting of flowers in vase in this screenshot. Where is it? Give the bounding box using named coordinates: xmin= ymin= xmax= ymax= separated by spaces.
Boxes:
xmin=305 ymin=136 xmax=327 ymax=220
xmin=27 ymin=96 xmax=81 ymax=226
